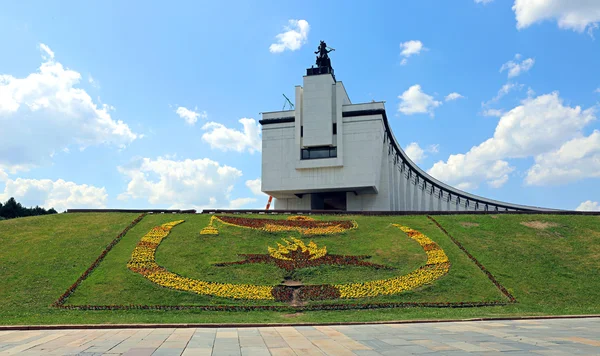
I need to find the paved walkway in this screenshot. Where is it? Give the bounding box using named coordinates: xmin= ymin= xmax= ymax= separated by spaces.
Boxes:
xmin=1 ymin=318 xmax=599 ymax=355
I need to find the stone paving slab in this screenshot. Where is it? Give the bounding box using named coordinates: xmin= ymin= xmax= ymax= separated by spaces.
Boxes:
xmin=0 ymin=317 xmax=599 ymax=355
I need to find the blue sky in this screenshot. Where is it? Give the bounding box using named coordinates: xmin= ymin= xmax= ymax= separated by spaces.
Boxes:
xmin=1 ymin=0 xmax=599 ymax=212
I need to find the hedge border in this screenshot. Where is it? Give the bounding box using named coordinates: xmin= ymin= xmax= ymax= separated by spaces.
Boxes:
xmin=54 ymin=300 xmax=510 ymax=312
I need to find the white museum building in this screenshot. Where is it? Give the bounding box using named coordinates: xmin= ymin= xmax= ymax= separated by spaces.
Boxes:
xmin=260 ymin=45 xmax=552 ymax=212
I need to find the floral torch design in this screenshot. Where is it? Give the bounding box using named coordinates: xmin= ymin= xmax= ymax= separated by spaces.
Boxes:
xmin=214 ymin=237 xmax=391 ymax=271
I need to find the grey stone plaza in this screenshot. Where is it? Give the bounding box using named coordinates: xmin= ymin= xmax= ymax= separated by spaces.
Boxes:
xmin=1 ymin=318 xmax=599 ymax=355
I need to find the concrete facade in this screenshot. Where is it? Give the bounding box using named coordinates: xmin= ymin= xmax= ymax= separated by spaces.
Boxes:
xmin=260 ymin=72 xmax=552 ymax=212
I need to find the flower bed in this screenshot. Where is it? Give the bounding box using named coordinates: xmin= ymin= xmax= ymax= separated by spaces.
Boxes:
xmin=213 ymin=215 xmax=358 ymax=235
xmin=287 ymin=215 xmax=314 ymax=221
xmin=129 ymin=221 xmax=450 ymax=303
xmin=52 ymin=216 xmax=516 ymax=312
xmin=214 ymin=237 xmax=391 ymax=272
xmin=334 ymin=225 xmax=450 ymax=299
xmin=128 ymin=220 xmax=274 ymax=300
xmin=200 ymin=215 xmax=219 ymax=235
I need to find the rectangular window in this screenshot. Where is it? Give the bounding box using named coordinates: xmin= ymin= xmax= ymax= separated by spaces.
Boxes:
xmin=300 ymin=126 xmax=303 ymax=137
xmin=301 ymin=146 xmax=337 ymax=160
xmin=332 ymin=123 xmax=337 ymax=135
xmin=301 ymin=149 xmax=310 ymax=159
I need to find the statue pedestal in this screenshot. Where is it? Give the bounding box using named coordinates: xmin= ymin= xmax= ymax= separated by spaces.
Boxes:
xmin=306 ymin=66 xmax=335 ymax=80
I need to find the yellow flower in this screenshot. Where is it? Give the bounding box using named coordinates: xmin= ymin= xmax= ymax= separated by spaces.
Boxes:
xmin=335 ymin=224 xmax=450 ymax=298
xmin=267 ymin=238 xmax=327 ymax=260
xmin=127 ymin=220 xmax=274 ymax=300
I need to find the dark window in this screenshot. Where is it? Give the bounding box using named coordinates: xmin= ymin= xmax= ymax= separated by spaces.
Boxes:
xmin=300 ymin=146 xmax=337 ymax=160
xmin=301 ymin=149 xmax=310 ymax=159
xmin=310 ymin=147 xmax=330 ymax=159
xmin=333 ymin=123 xmax=337 ymax=135
xmin=300 ymin=126 xmax=303 ymax=137
xmin=311 ymin=192 xmax=347 ymax=211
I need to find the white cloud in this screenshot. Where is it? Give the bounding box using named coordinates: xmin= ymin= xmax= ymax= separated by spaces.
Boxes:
xmin=269 ymin=19 xmax=310 ymax=53
xmin=525 ymin=130 xmax=600 ymax=185
xmin=429 ymin=92 xmax=596 ymax=189
xmin=398 ymin=85 xmax=442 ymax=117
xmin=0 ymin=44 xmax=137 ymax=173
xmin=445 ymin=92 xmax=465 ymax=101
xmin=0 ymin=178 xmax=107 ymax=212
xmin=483 ymin=82 xmax=524 ymax=106
xmin=39 ymin=43 xmax=54 ymax=60
xmin=175 ymin=106 xmax=207 ymax=125
xmin=404 ymin=143 xmax=439 ymax=164
xmin=576 ymin=200 xmax=600 ymax=211
xmin=245 ymin=178 xmax=271 ymax=209
xmin=246 ymin=178 xmax=264 ymax=196
xmin=229 ymin=197 xmax=258 ymax=209
xmin=475 ymin=0 xmax=493 ymax=4
xmin=482 ymin=109 xmax=504 ymax=117
xmin=399 ymin=40 xmax=425 ymax=65
xmin=595 ymin=88 xmax=600 ymax=94
xmin=405 ymin=143 xmax=426 ymax=163
xmin=117 ymin=156 xmax=254 ymax=210
xmin=88 ymin=74 xmax=99 ymax=88
xmin=400 ymin=40 xmax=424 ymax=57
xmin=202 ymin=118 xmax=261 ymax=153
xmin=500 ymin=54 xmax=535 ymax=78
xmin=513 ymin=0 xmax=600 ymax=35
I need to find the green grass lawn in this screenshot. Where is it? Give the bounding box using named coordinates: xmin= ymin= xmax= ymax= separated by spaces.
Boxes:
xmin=1 ymin=212 xmax=599 ymax=325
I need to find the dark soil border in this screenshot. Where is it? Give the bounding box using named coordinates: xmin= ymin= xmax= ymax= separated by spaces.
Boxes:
xmin=427 ymin=215 xmax=516 ymax=303
xmin=54 ymin=301 xmax=510 ymax=312
xmin=52 ymin=213 xmax=146 ymax=307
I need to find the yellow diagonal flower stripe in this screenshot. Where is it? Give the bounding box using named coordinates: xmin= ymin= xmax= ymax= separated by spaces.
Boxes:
xmin=335 ymin=224 xmax=450 ymax=298
xmin=128 ymin=220 xmax=274 ymax=300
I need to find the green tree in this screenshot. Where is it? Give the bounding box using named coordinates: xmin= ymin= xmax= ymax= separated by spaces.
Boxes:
xmin=0 ymin=197 xmax=58 ymax=220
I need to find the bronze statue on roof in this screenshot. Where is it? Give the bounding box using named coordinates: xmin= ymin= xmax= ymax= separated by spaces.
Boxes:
xmin=315 ymin=40 xmax=335 ymax=69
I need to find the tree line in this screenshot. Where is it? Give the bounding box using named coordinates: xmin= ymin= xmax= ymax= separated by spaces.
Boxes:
xmin=0 ymin=197 xmax=58 ymax=220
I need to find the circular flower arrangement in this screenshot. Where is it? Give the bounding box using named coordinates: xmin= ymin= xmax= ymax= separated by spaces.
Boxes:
xmin=128 ymin=217 xmax=450 ymax=302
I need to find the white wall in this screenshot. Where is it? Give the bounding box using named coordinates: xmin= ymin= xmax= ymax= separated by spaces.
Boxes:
xmin=301 ymin=75 xmax=334 ymax=147
xmin=262 ymin=75 xmax=385 ymax=198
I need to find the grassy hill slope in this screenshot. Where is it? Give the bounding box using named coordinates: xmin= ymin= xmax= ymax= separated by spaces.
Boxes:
xmin=1 ymin=212 xmax=598 ymax=325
